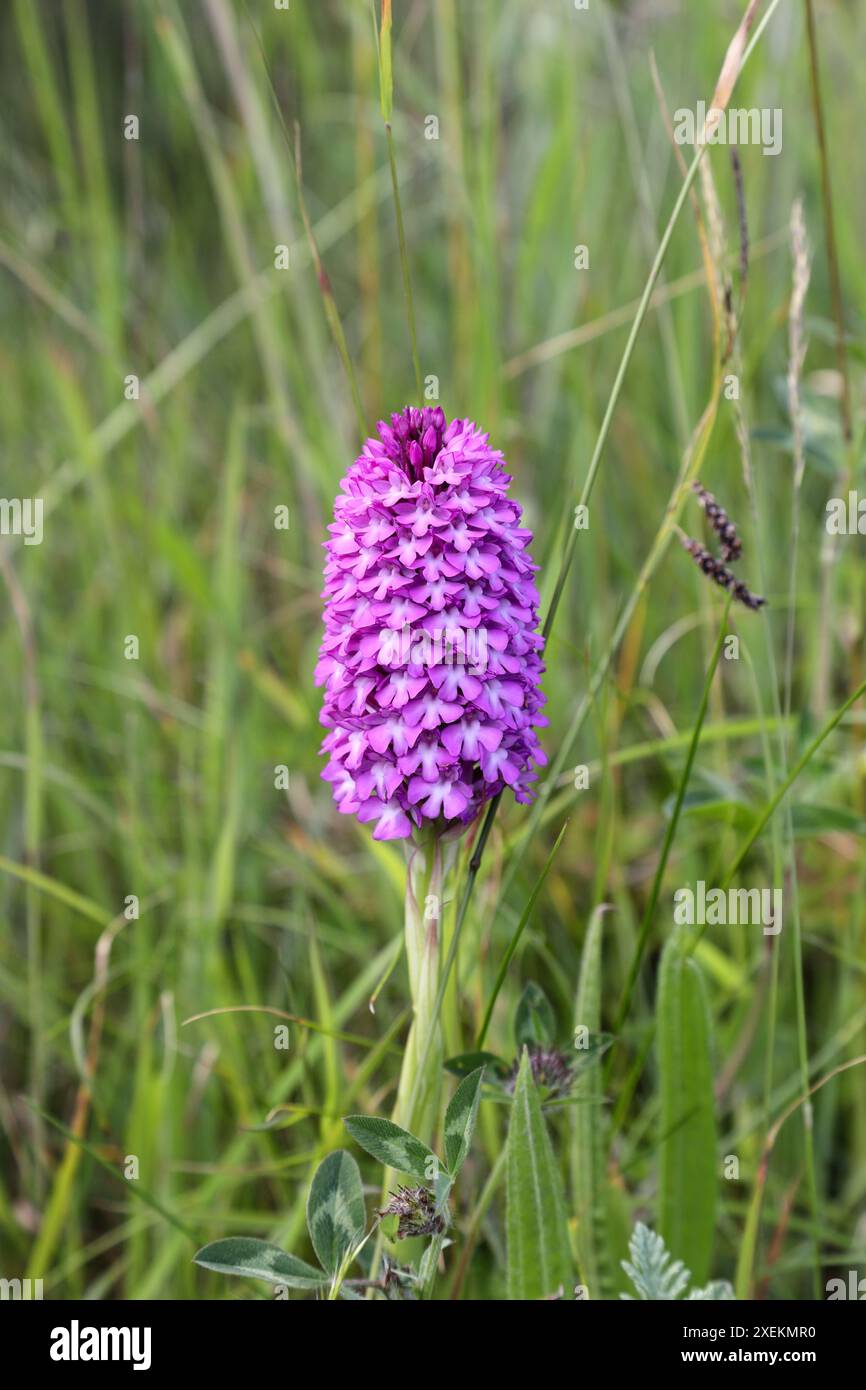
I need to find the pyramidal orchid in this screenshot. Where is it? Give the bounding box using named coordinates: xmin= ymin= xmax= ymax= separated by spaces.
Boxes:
xmin=316 ymin=406 xmax=546 ymax=1136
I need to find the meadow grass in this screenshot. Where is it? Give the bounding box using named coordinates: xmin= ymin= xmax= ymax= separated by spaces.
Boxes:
xmin=1 ymin=0 xmax=865 ymax=1300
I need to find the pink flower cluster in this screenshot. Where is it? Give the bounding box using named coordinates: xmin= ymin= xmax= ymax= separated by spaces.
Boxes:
xmin=316 ymin=407 xmax=547 ymax=840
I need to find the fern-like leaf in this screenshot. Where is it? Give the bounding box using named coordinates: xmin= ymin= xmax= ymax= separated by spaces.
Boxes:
xmin=620 ymin=1222 xmax=691 ymax=1301
xmin=620 ymin=1223 xmax=736 ymax=1300
xmin=689 ymin=1281 xmax=735 ymax=1300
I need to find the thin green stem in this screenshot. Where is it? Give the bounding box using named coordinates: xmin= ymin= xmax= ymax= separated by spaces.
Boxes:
xmin=475 ymin=820 xmax=569 ymax=1049
xmin=405 ymin=799 xmax=499 ymax=1124
xmin=721 ymin=676 xmax=866 ymax=891
xmin=439 ymin=0 xmax=787 ymax=909
xmin=611 ymin=594 xmax=732 ymax=1044
xmin=501 ymin=384 xmax=723 ymax=914
xmin=385 ymin=123 xmax=423 ymax=401
xmin=803 ymin=0 xmax=851 ymax=445
xmin=781 ymin=200 xmax=822 ymax=1299
xmin=449 ymin=1146 xmax=507 ymax=1300
xmin=393 ymin=834 xmax=457 ymax=1139
xmin=239 ymin=4 xmax=367 ymax=439
xmin=541 ymin=140 xmax=704 ymax=644
xmin=293 ymin=122 xmax=367 ymax=440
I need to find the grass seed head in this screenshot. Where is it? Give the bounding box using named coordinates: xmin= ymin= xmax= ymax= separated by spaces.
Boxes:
xmin=692 ymin=481 xmax=743 ymax=563
xmin=680 ymin=535 xmax=766 ymax=611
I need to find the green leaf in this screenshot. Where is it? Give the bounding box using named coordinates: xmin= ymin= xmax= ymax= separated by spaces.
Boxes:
xmin=444 ymin=1066 xmax=485 ymax=1176
xmin=506 ymin=1049 xmax=573 ymax=1300
xmin=663 ymin=791 xmax=753 ymax=829
xmin=791 ymin=803 xmax=866 ymax=837
xmin=418 ymin=1230 xmax=447 ymax=1298
xmin=514 ymin=981 xmax=556 ymax=1050
xmin=433 ymin=1167 xmax=453 ymax=1211
xmin=657 ymin=936 xmax=717 ymax=1285
xmin=571 ymin=905 xmax=606 ymax=1297
xmin=444 ymin=1050 xmax=507 ymax=1080
xmin=620 ymin=1223 xmax=690 ymax=1301
xmin=306 ymin=1149 xmax=366 ymax=1275
xmin=689 ymin=1280 xmax=736 ymax=1300
xmin=571 ymin=1030 xmax=614 ymax=1077
xmin=619 ymin=1222 xmax=735 ymax=1301
xmin=193 ymin=1237 xmax=327 ymax=1289
xmin=344 ymin=1115 xmax=439 ymax=1183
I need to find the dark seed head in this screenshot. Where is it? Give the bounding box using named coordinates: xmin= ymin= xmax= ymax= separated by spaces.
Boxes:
xmin=680 ymin=536 xmax=766 ymax=611
xmin=692 ymin=482 xmax=743 ymax=563
xmin=505 ymin=1045 xmax=574 ymax=1098
xmin=378 ymin=1185 xmax=446 ymax=1240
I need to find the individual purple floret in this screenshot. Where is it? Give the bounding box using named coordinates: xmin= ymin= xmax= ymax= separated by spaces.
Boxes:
xmin=316 ymin=406 xmax=547 ymax=841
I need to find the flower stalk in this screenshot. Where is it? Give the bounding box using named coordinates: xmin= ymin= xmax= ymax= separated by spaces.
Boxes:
xmin=393 ymin=830 xmax=458 ymax=1142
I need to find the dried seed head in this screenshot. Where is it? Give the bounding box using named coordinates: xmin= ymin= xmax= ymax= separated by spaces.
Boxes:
xmin=680 ymin=536 xmax=766 ymax=611
xmin=378 ymin=1185 xmax=446 ymax=1240
xmin=692 ymin=481 xmax=743 ymax=563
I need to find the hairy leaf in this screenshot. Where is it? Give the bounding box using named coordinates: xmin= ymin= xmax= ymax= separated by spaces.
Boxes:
xmin=444 ymin=1050 xmax=507 ymax=1080
xmin=571 ymin=905 xmax=606 ymax=1296
xmin=306 ymin=1149 xmax=365 ymax=1275
xmin=514 ymin=981 xmax=556 ymax=1050
xmin=620 ymin=1223 xmax=690 ymax=1301
xmin=193 ymin=1237 xmax=326 ymax=1289
xmin=344 ymin=1114 xmax=439 ymax=1183
xmin=506 ymin=1049 xmax=573 ymax=1300
xmin=444 ymin=1065 xmax=485 ymax=1175
xmin=689 ymin=1280 xmax=736 ymax=1300
xmin=657 ymin=937 xmax=717 ymax=1284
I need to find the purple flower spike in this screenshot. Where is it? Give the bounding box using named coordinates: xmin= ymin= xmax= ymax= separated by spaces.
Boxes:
xmin=316 ymin=407 xmax=547 ymax=841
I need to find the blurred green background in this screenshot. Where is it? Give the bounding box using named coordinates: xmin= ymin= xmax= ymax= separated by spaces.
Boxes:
xmin=1 ymin=0 xmax=864 ymax=1299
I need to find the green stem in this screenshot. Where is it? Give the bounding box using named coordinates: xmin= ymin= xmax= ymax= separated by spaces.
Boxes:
xmin=405 ymin=801 xmax=499 ymax=1124
xmin=292 ymin=122 xmax=367 ymax=441
xmin=369 ymin=828 xmax=461 ymax=1284
xmin=419 ymin=1230 xmax=446 ymax=1300
xmin=476 ymin=820 xmax=569 ymax=1049
xmin=385 ymin=123 xmax=423 ymax=402
xmin=449 ymin=1146 xmax=507 ymax=1300
xmin=721 ymin=675 xmax=866 ymax=890
xmin=803 ymin=0 xmax=851 ymax=446
xmin=393 ymin=832 xmax=458 ymax=1141
xmin=611 ymin=593 xmax=732 ymax=1046
xmin=422 ymin=0 xmax=786 ymax=939
xmin=368 ymin=833 xmax=457 ymax=1293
